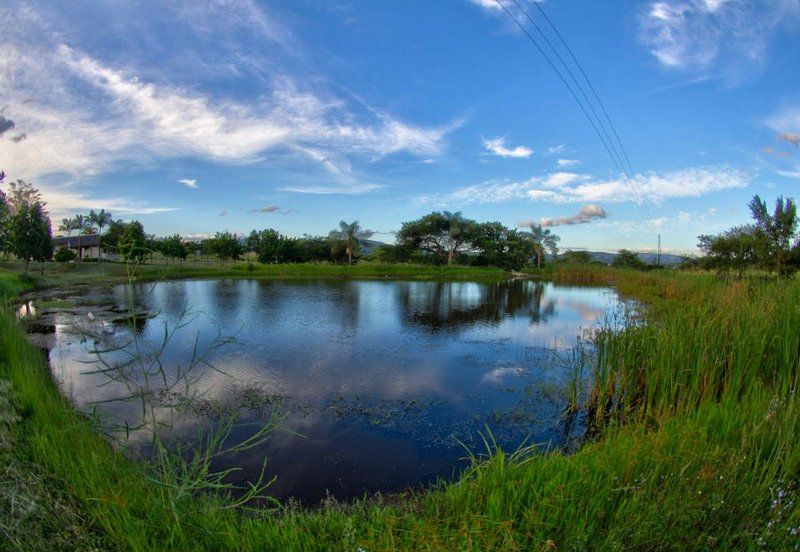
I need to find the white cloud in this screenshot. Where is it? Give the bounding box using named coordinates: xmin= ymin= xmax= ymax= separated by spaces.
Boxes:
xmin=482 ymin=136 xmax=533 ymax=159
xmin=556 ymin=158 xmax=579 ymax=167
xmin=469 ymin=0 xmax=503 ymax=11
xmin=0 ymin=10 xmax=457 ymax=188
xmin=777 ymin=168 xmax=800 ymax=179
xmin=178 ymin=179 xmax=198 ymax=189
xmin=640 ymin=0 xmax=800 ymax=77
xmin=435 ymin=166 xmax=748 ymax=205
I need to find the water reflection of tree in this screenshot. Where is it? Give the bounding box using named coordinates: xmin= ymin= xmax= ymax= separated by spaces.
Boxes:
xmin=395 ymin=280 xmax=556 ymax=332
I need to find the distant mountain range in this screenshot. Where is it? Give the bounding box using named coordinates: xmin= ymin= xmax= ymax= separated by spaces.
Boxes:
xmin=557 ymin=251 xmax=687 ymax=266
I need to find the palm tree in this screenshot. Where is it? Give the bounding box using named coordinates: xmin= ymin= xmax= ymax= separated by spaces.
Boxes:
xmin=88 ymin=209 xmax=113 ymax=260
xmin=58 ymin=218 xmax=76 ymax=238
xmin=73 ymin=214 xmax=87 ymax=260
xmin=330 ymin=220 xmax=372 ymax=265
xmin=528 ymin=225 xmax=560 ymax=269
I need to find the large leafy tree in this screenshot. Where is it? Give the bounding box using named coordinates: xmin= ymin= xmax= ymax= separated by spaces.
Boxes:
xmin=210 ymin=232 xmax=243 ymax=263
xmin=0 ymin=187 xmax=9 ymax=259
xmin=158 ymin=234 xmax=188 ymax=263
xmin=117 ymin=221 xmax=150 ymax=263
xmin=527 ymin=225 xmax=560 ymax=269
xmin=329 ymin=220 xmax=372 ymax=265
xmin=698 ymin=225 xmax=762 ymax=278
xmin=748 ymin=195 xmax=798 ymax=275
xmin=398 ymin=211 xmax=477 ymax=265
xmin=473 ymin=222 xmax=535 ymax=271
xmin=10 ymin=190 xmax=52 ymax=273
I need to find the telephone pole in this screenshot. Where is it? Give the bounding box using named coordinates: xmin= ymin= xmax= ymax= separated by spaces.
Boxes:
xmin=657 ymin=234 xmax=662 ymax=267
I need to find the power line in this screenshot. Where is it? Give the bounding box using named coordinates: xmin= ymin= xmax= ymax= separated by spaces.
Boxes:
xmin=492 ymin=0 xmax=655 ymax=233
xmin=529 ymin=1 xmax=655 ymax=225
xmin=491 ymin=0 xmax=626 ymax=177
xmin=508 ymin=0 xmax=627 ymax=177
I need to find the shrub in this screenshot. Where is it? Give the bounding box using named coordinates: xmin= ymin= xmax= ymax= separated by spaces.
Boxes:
xmin=54 ymin=247 xmax=77 ymax=263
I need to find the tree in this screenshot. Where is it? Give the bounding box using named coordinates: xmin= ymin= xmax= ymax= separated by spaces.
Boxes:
xmin=88 ymin=209 xmax=113 ymax=260
xmin=472 ymin=222 xmax=535 ymax=271
xmin=560 ymin=250 xmax=593 ymax=264
xmin=748 ymin=194 xmax=798 ymax=276
xmin=54 ymin=247 xmax=77 ymax=263
xmin=251 ymin=229 xmax=286 ymax=264
xmin=527 ymin=225 xmax=560 ymax=269
xmin=0 ymin=186 xmax=9 ymax=259
xmin=698 ymin=225 xmax=762 ymax=278
xmin=329 ymin=220 xmax=373 ymax=265
xmin=58 ymin=218 xmax=77 ymax=238
xmin=159 ymin=234 xmax=188 ymax=264
xmin=11 ymin=199 xmax=52 ymax=273
xmin=398 ymin=211 xmax=477 ymax=265
xmin=102 ymin=220 xmax=127 ymax=254
xmin=209 ymin=232 xmax=243 ymax=263
xmin=117 ymin=221 xmax=149 ymax=263
xmin=73 ymin=214 xmax=87 ymax=260
xmin=612 ymin=249 xmax=646 ymax=269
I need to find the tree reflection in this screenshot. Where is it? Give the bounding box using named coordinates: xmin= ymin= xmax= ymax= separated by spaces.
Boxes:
xmin=395 ymin=280 xmax=556 ymax=332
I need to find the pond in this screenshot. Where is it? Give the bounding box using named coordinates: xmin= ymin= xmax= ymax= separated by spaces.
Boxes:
xmin=41 ymin=278 xmax=620 ymax=504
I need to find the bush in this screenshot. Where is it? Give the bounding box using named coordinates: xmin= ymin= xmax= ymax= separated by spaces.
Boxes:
xmin=54 ymin=247 xmax=77 ymax=263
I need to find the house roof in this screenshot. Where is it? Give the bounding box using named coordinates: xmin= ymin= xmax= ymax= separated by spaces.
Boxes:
xmin=52 ymin=234 xmax=102 ymax=248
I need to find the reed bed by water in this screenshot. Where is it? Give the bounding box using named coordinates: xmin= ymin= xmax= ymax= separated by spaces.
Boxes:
xmin=1 ymin=266 xmax=799 ymax=550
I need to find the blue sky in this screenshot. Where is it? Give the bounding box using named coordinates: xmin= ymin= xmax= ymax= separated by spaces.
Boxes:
xmin=2 ymin=0 xmax=799 ymax=253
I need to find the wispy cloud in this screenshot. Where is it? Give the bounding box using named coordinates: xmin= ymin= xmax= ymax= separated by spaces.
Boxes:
xmin=777 ymin=167 xmax=800 ymax=178
xmin=429 ymin=167 xmax=747 ymax=205
xmin=482 ymin=136 xmax=533 ymax=158
xmin=0 ymin=3 xmax=458 ymax=193
xmin=178 ymin=178 xmax=198 ymax=189
xmin=556 ymin=158 xmax=579 ymax=167
xmin=640 ymin=0 xmax=800 ymax=80
xmin=279 ymin=183 xmax=382 ymax=195
xmin=766 ymin=104 xmax=800 ymax=135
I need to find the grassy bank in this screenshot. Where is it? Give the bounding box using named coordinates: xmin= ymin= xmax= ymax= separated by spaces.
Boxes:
xmin=0 ymin=260 xmax=512 ymax=292
xmin=1 ymin=267 xmax=799 ymax=549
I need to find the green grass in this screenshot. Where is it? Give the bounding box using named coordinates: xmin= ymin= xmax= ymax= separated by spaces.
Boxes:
xmin=0 ymin=260 xmax=512 ymax=291
xmin=1 ymin=266 xmax=799 ymax=549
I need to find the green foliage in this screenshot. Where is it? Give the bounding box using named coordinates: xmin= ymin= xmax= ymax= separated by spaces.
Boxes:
xmin=158 ymin=234 xmax=188 ymax=261
xmin=117 ymin=221 xmax=149 ymax=262
xmin=10 ymin=201 xmax=52 ymax=270
xmin=612 ymin=248 xmax=646 ymax=269
xmin=53 ymin=247 xmax=77 ymax=263
xmin=398 ymin=211 xmax=478 ymax=265
xmin=0 ymin=188 xmax=9 ymax=257
xmin=471 ymin=221 xmax=534 ymax=271
xmin=328 ymin=220 xmax=371 ymax=265
xmin=748 ymin=194 xmax=798 ymax=275
xmin=698 ymin=225 xmax=762 ymax=277
xmin=559 ymin=250 xmax=593 ymax=264
xmin=527 ymin=225 xmax=560 ymax=269
xmin=699 ymin=194 xmax=799 ymax=277
xmin=209 ymin=232 xmax=243 ymax=262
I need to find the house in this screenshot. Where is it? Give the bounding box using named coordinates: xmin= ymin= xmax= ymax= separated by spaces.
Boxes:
xmin=52 ymin=235 xmax=108 ymax=260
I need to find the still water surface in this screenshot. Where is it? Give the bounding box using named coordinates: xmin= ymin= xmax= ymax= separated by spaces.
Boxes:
xmin=47 ymin=279 xmax=619 ymax=503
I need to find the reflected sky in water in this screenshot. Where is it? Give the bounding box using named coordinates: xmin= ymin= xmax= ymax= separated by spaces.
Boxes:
xmin=48 ymin=279 xmax=619 ymax=503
